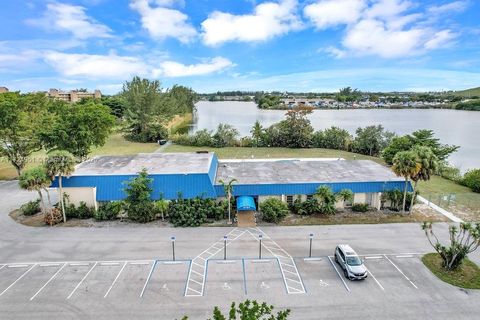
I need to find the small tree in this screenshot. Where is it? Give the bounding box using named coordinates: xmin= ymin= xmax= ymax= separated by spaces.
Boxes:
xmin=210 ymin=300 xmax=290 ymax=320
xmin=260 ymin=198 xmax=289 ymax=223
xmin=422 ymin=222 xmax=480 ymax=270
xmin=336 ymin=189 xmax=353 ymax=207
xmin=219 ymin=178 xmax=237 ymax=224
xmin=408 ymin=146 xmax=438 ymax=213
xmin=18 ymin=167 xmax=52 ymax=215
xmin=45 ymin=151 xmax=76 ymax=223
xmin=315 ymin=185 xmax=336 ymax=214
xmin=392 ymin=151 xmax=420 ymax=212
xmin=250 ymin=120 xmax=264 ymax=147
xmin=123 ymin=168 xmax=156 ymax=223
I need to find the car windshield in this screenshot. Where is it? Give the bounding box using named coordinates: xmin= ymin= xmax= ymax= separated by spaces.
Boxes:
xmin=346 ymin=256 xmax=362 ymax=266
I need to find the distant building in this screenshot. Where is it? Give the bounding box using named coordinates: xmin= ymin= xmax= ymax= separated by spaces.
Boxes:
xmin=47 ymin=88 xmax=101 ymax=103
xmin=0 ymin=87 xmax=9 ymax=93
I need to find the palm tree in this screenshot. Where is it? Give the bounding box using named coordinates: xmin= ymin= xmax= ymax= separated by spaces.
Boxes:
xmin=408 ymin=146 xmax=438 ymax=213
xmin=315 ymin=185 xmax=336 ymax=214
xmin=336 ymin=189 xmax=354 ymax=207
xmin=219 ymin=178 xmax=237 ymax=224
xmin=19 ymin=167 xmax=51 ymax=214
xmin=250 ymin=120 xmax=264 ymax=147
xmin=392 ymin=151 xmax=420 ymax=212
xmin=45 ymin=151 xmax=76 ymax=223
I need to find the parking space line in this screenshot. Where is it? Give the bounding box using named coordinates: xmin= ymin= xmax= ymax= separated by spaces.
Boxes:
xmin=327 ymin=256 xmax=350 ymax=292
xmin=100 ymin=262 xmax=120 ymax=266
xmin=285 ymin=278 xmax=303 ymax=285
xmin=242 ymin=258 xmax=247 ymax=295
xmin=30 ymin=263 xmax=67 ymax=301
xmin=365 ymin=256 xmax=383 ymax=260
xmin=66 ymin=262 xmax=98 ymax=299
xmin=190 ymin=278 xmax=203 ymax=285
xmin=140 ymin=260 xmax=157 ymax=298
xmin=104 ymin=261 xmax=127 ymax=298
xmin=0 ymin=265 xmax=5 ymax=271
xmin=39 ymin=263 xmax=61 ymax=267
xmin=396 ymin=255 xmax=414 ymax=258
xmin=364 ymin=266 xmax=385 ymax=291
xmin=383 ymin=255 xmax=418 ymax=289
xmin=0 ymin=264 xmax=37 ymax=297
xmin=8 ymin=264 xmax=29 ymax=268
xmin=70 ymin=263 xmax=90 ymax=267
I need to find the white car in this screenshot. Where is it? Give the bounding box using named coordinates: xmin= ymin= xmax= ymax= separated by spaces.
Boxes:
xmin=334 ymin=244 xmax=368 ymax=280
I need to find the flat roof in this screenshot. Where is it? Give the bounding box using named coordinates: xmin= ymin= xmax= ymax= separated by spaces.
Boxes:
xmin=215 ymin=159 xmax=402 ymax=184
xmin=72 ymin=153 xmax=214 ymax=176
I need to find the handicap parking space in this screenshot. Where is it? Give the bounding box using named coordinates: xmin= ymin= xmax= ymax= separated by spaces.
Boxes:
xmin=244 ymin=259 xmax=286 ymax=297
xmin=294 ymin=258 xmax=349 ymax=297
xmin=141 ymin=260 xmax=190 ymax=300
xmin=204 ymin=259 xmax=245 ymax=299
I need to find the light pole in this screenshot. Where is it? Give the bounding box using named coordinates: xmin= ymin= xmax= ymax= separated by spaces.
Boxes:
xmin=224 ymin=235 xmax=228 ymax=260
xmin=309 ymin=233 xmax=313 ymax=258
xmin=259 ymin=234 xmax=263 ymax=259
xmin=171 ymin=236 xmax=176 ymax=261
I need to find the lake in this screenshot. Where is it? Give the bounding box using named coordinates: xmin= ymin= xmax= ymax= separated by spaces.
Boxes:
xmin=191 ymin=101 xmax=480 ymax=171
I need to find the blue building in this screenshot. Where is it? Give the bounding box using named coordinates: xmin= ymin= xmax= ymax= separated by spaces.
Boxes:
xmin=53 ymin=152 xmax=410 ymax=212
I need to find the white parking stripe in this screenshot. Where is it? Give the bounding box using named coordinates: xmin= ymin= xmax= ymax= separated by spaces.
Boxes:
xmin=365 ymin=256 xmax=383 ymax=260
xmin=30 ymin=263 xmax=67 ymax=300
xmin=383 ymin=255 xmax=418 ymax=289
xmin=0 ymin=265 xmax=5 ymax=271
xmin=8 ymin=264 xmax=29 ymax=268
xmin=104 ymin=261 xmax=127 ymax=298
xmin=70 ymin=263 xmax=90 ymax=267
xmin=0 ymin=264 xmax=37 ymax=296
xmin=364 ymin=266 xmax=385 ymax=291
xmin=66 ymin=262 xmax=98 ymax=299
xmin=396 ymin=255 xmax=414 ymax=258
xmin=140 ymin=261 xmax=156 ymax=298
xmin=327 ymin=257 xmax=350 ymax=292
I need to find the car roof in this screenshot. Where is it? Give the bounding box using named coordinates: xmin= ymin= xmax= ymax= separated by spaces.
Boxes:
xmin=338 ymin=244 xmax=358 ymax=256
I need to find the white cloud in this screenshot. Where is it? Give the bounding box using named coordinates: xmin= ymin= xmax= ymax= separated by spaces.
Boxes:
xmin=428 ymin=1 xmax=469 ymax=15
xmin=153 ymin=57 xmax=234 ymax=77
xmin=201 ymin=0 xmax=302 ymax=46
xmin=304 ymin=0 xmax=366 ymax=29
xmin=307 ymin=0 xmax=460 ymax=59
xmin=424 ymin=30 xmax=457 ymax=50
xmin=26 ymin=2 xmax=112 ymax=39
xmin=43 ymin=52 xmax=149 ymax=79
xmin=130 ymin=0 xmax=196 ymax=43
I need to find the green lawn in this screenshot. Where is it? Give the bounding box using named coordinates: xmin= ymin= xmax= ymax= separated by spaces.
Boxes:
xmin=422 ymin=253 xmax=480 ymax=289
xmin=0 ymin=133 xmax=158 ymax=180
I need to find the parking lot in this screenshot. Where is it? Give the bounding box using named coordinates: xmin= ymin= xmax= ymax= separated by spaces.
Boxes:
xmin=0 ymin=227 xmax=467 ymax=305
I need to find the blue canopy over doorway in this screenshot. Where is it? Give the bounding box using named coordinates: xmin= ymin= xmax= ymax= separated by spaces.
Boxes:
xmin=236 ymin=196 xmax=256 ymax=211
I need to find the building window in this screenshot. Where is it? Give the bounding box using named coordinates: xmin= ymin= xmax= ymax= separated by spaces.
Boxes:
xmin=286 ymin=195 xmax=294 ymax=205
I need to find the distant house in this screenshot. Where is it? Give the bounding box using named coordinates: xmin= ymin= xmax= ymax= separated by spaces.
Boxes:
xmin=0 ymin=86 xmax=9 ymax=93
xmin=47 ymin=88 xmax=101 ymax=103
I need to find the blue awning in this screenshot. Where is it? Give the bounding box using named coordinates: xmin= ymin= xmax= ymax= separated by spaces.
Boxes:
xmin=236 ymin=196 xmax=256 ymax=211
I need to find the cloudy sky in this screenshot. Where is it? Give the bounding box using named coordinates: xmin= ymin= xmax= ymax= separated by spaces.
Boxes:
xmin=1 ymin=0 xmax=479 ymax=94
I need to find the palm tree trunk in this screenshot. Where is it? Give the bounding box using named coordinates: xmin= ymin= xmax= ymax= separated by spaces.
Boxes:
xmin=59 ymin=176 xmax=66 ymax=223
xmin=37 ymin=190 xmax=45 ymax=213
xmin=227 ymin=193 xmax=231 ymax=224
xmin=409 ymin=180 xmax=418 ymax=214
xmin=402 ymin=177 xmax=408 ymax=212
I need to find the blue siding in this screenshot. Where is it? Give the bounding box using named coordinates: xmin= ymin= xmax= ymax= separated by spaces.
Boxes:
xmin=55 ymin=173 xmax=217 ymax=201
xmin=214 ymin=181 xmax=412 ymax=197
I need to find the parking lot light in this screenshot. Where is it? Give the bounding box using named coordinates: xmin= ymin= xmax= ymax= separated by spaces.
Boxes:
xmin=171 ymin=236 xmax=176 ymax=261
xmin=224 ymin=236 xmax=227 ymax=260
xmin=259 ymin=234 xmax=263 ymax=259
xmin=309 ymin=233 xmax=314 ymax=258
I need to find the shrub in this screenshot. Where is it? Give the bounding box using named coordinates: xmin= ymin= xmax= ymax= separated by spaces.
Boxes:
xmin=351 ymin=203 xmax=369 ymax=212
xmin=65 ymin=201 xmax=94 ymax=219
xmin=126 ymin=201 xmax=156 ymax=223
xmin=381 ymin=189 xmax=415 ymax=211
xmin=463 ymin=169 xmax=480 ymax=193
xmin=20 ymin=199 xmax=41 ymax=216
xmin=94 ymin=201 xmax=122 ymax=221
xmin=167 ymin=197 xmax=226 ymax=227
xmin=315 ymin=186 xmax=337 ymax=215
xmin=436 ymin=162 xmax=462 ymax=182
xmin=290 ymin=198 xmax=320 ymax=216
xmin=260 ymin=198 xmax=289 ymax=223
